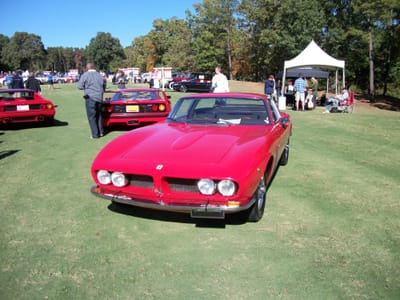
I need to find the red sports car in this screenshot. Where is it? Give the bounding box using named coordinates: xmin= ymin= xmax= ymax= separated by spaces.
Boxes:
xmin=0 ymin=89 xmax=56 ymax=125
xmin=101 ymin=88 xmax=171 ymax=128
xmin=91 ymin=93 xmax=292 ymax=222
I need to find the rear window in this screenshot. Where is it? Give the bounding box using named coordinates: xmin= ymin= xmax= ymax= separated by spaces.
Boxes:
xmin=111 ymin=91 xmax=159 ymax=101
xmin=0 ymin=91 xmax=34 ymax=100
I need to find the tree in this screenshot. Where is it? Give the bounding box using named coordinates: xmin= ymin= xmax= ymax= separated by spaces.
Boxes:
xmin=47 ymin=47 xmax=64 ymax=72
xmin=154 ymin=18 xmax=195 ymax=71
xmin=85 ymin=32 xmax=126 ymax=71
xmin=1 ymin=32 xmax=46 ymax=71
xmin=63 ymin=48 xmax=80 ymax=72
xmin=74 ymin=49 xmax=85 ymax=72
xmin=350 ymin=0 xmax=400 ymax=99
xmin=125 ymin=37 xmax=148 ymax=72
xmin=187 ymin=0 xmax=239 ymax=77
xmin=0 ymin=34 xmax=10 ymax=70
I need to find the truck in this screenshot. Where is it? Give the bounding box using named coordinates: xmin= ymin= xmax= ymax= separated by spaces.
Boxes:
xmin=149 ymin=67 xmax=172 ymax=89
xmin=119 ymin=67 xmax=140 ymax=83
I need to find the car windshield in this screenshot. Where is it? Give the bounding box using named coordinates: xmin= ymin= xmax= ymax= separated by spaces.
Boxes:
xmin=111 ymin=91 xmax=159 ymax=101
xmin=168 ymin=96 xmax=271 ymax=125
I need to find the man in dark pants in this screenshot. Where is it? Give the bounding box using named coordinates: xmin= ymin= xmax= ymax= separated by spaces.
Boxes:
xmin=77 ymin=63 xmax=105 ymax=139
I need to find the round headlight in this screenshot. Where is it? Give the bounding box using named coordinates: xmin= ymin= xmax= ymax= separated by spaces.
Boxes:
xmin=217 ymin=180 xmax=236 ymax=196
xmin=111 ymin=172 xmax=128 ymax=187
xmin=97 ymin=170 xmax=111 ymax=185
xmin=197 ymin=179 xmax=216 ymax=195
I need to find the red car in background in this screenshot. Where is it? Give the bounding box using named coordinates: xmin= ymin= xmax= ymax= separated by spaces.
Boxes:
xmin=101 ymin=88 xmax=171 ymax=128
xmin=0 ymin=89 xmax=56 ymax=125
xmin=91 ymin=93 xmax=292 ymax=222
xmin=65 ymin=75 xmax=79 ymax=83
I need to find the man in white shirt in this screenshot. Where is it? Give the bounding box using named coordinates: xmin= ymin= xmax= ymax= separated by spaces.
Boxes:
xmin=211 ymin=67 xmax=229 ymax=93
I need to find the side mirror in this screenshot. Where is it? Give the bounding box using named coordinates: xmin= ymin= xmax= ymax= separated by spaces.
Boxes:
xmin=281 ymin=116 xmax=289 ymax=128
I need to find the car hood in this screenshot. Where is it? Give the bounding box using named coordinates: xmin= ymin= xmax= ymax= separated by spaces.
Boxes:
xmin=93 ymin=123 xmax=273 ymax=176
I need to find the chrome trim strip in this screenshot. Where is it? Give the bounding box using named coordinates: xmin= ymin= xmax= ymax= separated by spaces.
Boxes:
xmin=90 ymin=185 xmax=255 ymax=217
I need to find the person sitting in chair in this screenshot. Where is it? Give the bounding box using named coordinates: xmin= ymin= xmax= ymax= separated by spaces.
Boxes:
xmin=323 ymin=88 xmax=349 ymax=113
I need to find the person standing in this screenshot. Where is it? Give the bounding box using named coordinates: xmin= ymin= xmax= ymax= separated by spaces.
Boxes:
xmin=11 ymin=71 xmax=24 ymax=89
xmin=211 ymin=67 xmax=229 ymax=93
xmin=294 ymin=74 xmax=307 ymax=111
xmin=47 ymin=73 xmax=54 ymax=89
xmin=117 ymin=70 xmax=126 ymax=89
xmin=264 ymin=74 xmax=275 ymax=100
xmin=5 ymin=72 xmax=13 ymax=89
xmin=77 ymin=63 xmax=105 ymax=139
xmin=25 ymin=72 xmax=41 ymax=93
xmin=310 ymin=77 xmax=318 ymax=108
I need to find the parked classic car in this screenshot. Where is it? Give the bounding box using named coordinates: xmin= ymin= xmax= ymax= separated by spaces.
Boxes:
xmin=168 ymin=72 xmax=207 ymax=89
xmin=101 ymin=88 xmax=171 ymax=128
xmin=91 ymin=93 xmax=292 ymax=222
xmin=65 ymin=75 xmax=79 ymax=83
xmin=52 ymin=75 xmax=66 ymax=84
xmin=35 ymin=74 xmax=48 ymax=84
xmin=0 ymin=89 xmax=56 ymax=125
xmin=171 ymin=73 xmax=212 ymax=92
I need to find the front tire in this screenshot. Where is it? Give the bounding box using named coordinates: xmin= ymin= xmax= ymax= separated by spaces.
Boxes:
xmin=247 ymin=175 xmax=267 ymax=222
xmin=180 ymin=85 xmax=187 ymax=92
xmin=279 ymin=140 xmax=290 ymax=166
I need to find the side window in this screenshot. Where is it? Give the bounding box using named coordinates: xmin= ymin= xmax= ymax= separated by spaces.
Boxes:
xmin=268 ymin=99 xmax=281 ymax=123
xmin=172 ymin=98 xmax=196 ymax=119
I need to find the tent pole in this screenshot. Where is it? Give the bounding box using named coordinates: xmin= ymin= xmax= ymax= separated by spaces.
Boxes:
xmin=335 ymin=69 xmax=338 ymax=94
xmin=281 ymin=67 xmax=287 ymax=97
xmin=343 ymin=68 xmax=345 ymax=89
xmin=327 ymin=78 xmax=329 ymax=94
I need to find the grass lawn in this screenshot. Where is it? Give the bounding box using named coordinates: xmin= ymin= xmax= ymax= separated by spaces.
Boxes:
xmin=0 ymin=82 xmax=399 ymax=299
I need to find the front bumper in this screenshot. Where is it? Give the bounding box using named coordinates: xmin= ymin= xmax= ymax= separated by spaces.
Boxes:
xmin=91 ymin=185 xmax=254 ymax=219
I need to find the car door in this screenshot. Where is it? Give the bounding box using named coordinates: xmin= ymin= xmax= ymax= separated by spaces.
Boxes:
xmin=267 ymin=99 xmax=289 ymax=167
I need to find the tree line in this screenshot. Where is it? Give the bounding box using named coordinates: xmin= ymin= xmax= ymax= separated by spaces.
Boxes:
xmin=1 ymin=0 xmax=399 ymax=97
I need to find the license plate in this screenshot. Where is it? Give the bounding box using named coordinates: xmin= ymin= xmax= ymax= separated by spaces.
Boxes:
xmin=17 ymin=105 xmax=29 ymax=111
xmin=126 ymin=105 xmax=139 ymax=112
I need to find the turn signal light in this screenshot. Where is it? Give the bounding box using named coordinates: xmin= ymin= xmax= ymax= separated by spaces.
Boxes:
xmin=227 ymin=201 xmax=240 ymax=207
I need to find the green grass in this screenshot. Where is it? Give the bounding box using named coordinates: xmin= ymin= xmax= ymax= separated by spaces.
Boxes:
xmin=1 ymin=83 xmax=399 ymax=299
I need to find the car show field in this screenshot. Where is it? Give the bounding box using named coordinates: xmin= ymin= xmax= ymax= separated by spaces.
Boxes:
xmin=0 ymin=82 xmax=399 ymax=299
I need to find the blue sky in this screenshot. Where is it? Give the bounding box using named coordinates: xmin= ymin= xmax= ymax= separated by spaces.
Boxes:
xmin=2 ymin=0 xmax=199 ymax=48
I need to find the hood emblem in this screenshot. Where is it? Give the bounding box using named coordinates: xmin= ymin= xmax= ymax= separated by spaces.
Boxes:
xmin=156 ymin=164 xmax=164 ymax=170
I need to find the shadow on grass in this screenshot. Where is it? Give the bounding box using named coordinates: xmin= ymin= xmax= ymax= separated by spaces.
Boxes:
xmin=0 ymin=119 xmax=69 ymax=130
xmin=0 ymin=149 xmax=20 ymax=160
xmin=107 ymin=202 xmax=247 ymax=228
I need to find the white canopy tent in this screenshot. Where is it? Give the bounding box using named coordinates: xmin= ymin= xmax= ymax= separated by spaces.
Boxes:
xmin=281 ymin=40 xmax=345 ymax=95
